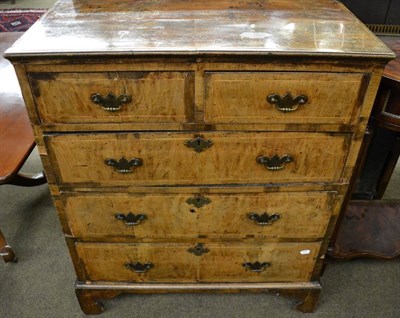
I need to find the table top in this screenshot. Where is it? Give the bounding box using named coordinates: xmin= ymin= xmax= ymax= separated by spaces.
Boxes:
xmin=379 ymin=36 xmax=400 ymax=82
xmin=0 ymin=33 xmax=35 ymax=183
xmin=5 ymin=0 xmax=395 ymax=60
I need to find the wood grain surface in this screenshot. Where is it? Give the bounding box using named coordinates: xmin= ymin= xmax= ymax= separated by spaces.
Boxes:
xmin=205 ymin=72 xmax=366 ymax=125
xmin=5 ymin=0 xmax=394 ymax=313
xmin=29 ymin=71 xmax=195 ymax=124
xmin=379 ymin=36 xmax=400 ymax=82
xmin=0 ymin=33 xmax=35 ymax=183
xmin=332 ymin=201 xmax=400 ymax=259
xmin=4 ymin=0 xmax=394 ymax=59
xmin=63 ymin=191 xmax=335 ymax=241
xmin=45 ymin=132 xmax=350 ymax=187
xmin=75 ymin=242 xmax=321 ymax=283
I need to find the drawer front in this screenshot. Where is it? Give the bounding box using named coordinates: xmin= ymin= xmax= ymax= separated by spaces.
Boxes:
xmin=28 ymin=71 xmax=194 ymax=124
xmin=65 ymin=192 xmax=334 ymax=240
xmin=205 ymin=72 xmax=366 ymax=125
xmin=46 ymin=132 xmax=349 ymax=187
xmin=75 ymin=242 xmax=320 ymax=282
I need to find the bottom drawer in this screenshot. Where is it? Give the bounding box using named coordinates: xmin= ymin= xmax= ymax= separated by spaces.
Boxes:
xmin=76 ymin=242 xmax=320 ymax=283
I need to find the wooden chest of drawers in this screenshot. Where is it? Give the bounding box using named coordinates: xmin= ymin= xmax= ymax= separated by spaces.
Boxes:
xmin=5 ymin=0 xmax=394 ymax=314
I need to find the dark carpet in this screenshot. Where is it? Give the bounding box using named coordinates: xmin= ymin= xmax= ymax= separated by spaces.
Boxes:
xmin=0 ymin=9 xmax=46 ymax=32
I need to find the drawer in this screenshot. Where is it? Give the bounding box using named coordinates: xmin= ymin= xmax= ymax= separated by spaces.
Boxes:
xmin=75 ymin=242 xmax=321 ymax=282
xmin=64 ymin=192 xmax=334 ymax=240
xmin=28 ymin=71 xmax=194 ymax=124
xmin=45 ymin=132 xmax=349 ymax=187
xmin=205 ymin=72 xmax=367 ymax=125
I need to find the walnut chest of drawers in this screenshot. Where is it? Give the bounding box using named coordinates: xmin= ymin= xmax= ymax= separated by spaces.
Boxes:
xmin=5 ymin=0 xmax=394 ymax=314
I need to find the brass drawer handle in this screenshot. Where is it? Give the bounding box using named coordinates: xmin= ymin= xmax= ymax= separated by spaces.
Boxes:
xmin=243 ymin=261 xmax=271 ymax=272
xmin=187 ymin=243 xmax=209 ymax=256
xmin=267 ymin=92 xmax=308 ymax=113
xmin=256 ymin=154 xmax=293 ymax=170
xmin=185 ymin=135 xmax=214 ymax=153
xmin=115 ymin=212 xmax=146 ymax=226
xmin=248 ymin=212 xmax=281 ymax=226
xmin=186 ymin=194 xmax=212 ymax=208
xmin=104 ymin=157 xmax=143 ymax=173
xmin=125 ymin=262 xmax=153 ymax=273
xmin=91 ymin=92 xmax=132 ymax=112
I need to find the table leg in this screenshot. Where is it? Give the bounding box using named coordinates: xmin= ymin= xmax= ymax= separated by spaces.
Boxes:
xmin=0 ymin=229 xmax=18 ymax=263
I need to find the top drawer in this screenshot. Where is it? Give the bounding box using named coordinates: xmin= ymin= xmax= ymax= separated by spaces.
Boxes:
xmin=205 ymin=72 xmax=367 ymax=125
xmin=28 ymin=71 xmax=194 ymax=124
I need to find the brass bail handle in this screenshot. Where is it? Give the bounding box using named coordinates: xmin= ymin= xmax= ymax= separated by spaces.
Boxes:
xmin=267 ymin=92 xmax=308 ymax=113
xmin=115 ymin=212 xmax=146 ymax=226
xmin=248 ymin=212 xmax=281 ymax=226
xmin=125 ymin=262 xmax=153 ymax=273
xmin=256 ymin=154 xmax=293 ymax=170
xmin=91 ymin=92 xmax=132 ymax=112
xmin=104 ymin=157 xmax=143 ymax=174
xmin=243 ymin=261 xmax=271 ymax=272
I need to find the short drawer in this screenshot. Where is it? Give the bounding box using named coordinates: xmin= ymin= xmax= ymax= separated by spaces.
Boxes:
xmin=45 ymin=132 xmax=349 ymax=187
xmin=28 ymin=71 xmax=194 ymax=124
xmin=75 ymin=242 xmax=321 ymax=282
xmin=205 ymin=72 xmax=367 ymax=125
xmin=64 ymin=192 xmax=334 ymax=240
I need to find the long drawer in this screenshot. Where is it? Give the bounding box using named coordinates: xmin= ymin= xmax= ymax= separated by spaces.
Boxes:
xmin=28 ymin=71 xmax=195 ymax=124
xmin=64 ymin=192 xmax=334 ymax=240
xmin=75 ymin=242 xmax=321 ymax=283
xmin=205 ymin=72 xmax=367 ymax=125
xmin=45 ymin=132 xmax=349 ymax=187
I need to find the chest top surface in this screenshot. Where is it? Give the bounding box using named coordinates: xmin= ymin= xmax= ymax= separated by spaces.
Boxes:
xmin=5 ymin=0 xmax=394 ymax=59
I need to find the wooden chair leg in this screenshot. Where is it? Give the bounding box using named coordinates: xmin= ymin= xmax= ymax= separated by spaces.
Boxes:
xmin=0 ymin=171 xmax=46 ymax=264
xmin=0 ymin=229 xmax=18 ymax=263
xmin=8 ymin=172 xmax=46 ymax=187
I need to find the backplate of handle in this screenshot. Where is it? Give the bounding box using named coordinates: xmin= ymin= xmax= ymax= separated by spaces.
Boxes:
xmin=125 ymin=262 xmax=153 ymax=273
xmin=243 ymin=261 xmax=271 ymax=272
xmin=256 ymin=154 xmax=293 ymax=170
xmin=115 ymin=212 xmax=146 ymax=226
xmin=248 ymin=212 xmax=281 ymax=226
xmin=104 ymin=157 xmax=143 ymax=173
xmin=91 ymin=92 xmax=132 ymax=112
xmin=267 ymin=92 xmax=308 ymax=113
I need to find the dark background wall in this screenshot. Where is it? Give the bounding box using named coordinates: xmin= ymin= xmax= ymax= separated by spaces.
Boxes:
xmin=340 ymin=0 xmax=400 ymax=24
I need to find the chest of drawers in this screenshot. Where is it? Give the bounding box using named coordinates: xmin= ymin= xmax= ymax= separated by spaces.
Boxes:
xmin=5 ymin=0 xmax=394 ymax=314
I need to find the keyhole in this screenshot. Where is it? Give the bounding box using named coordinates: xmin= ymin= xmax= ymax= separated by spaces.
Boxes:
xmin=197 ymin=140 xmax=201 ymax=146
